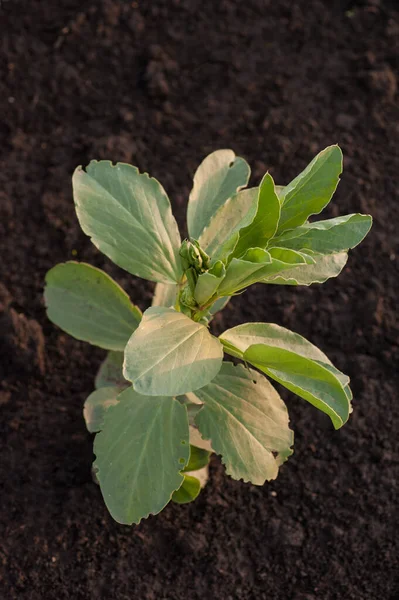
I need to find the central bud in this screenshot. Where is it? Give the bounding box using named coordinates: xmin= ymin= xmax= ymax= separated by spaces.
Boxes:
xmin=179 ymin=239 xmax=210 ymax=274
xmin=179 ymin=239 xmax=211 ymax=317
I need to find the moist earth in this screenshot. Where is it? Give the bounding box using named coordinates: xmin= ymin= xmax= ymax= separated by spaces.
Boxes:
xmin=0 ymin=1 xmax=398 ymax=599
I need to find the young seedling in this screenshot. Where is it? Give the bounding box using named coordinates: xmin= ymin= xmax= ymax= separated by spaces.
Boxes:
xmin=44 ymin=146 xmax=372 ymax=524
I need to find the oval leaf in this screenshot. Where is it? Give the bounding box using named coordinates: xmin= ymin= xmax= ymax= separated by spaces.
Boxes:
xmin=194 ymin=261 xmax=226 ymax=306
xmin=152 ymin=282 xmax=180 ymax=308
xmin=44 ymin=262 xmax=141 ymax=350
xmin=217 ymin=248 xmax=309 ymax=295
xmin=123 ymin=307 xmax=224 ymax=396
xmin=94 ymin=388 xmax=190 ymax=524
xmin=277 ymin=145 xmax=343 ymax=234
xmin=172 ymin=474 xmax=201 ymax=504
xmin=192 ymin=362 xmax=293 ymax=484
xmin=95 ymin=351 xmax=128 ymax=390
xmin=273 ymin=214 xmax=372 ymax=255
xmin=220 ymin=322 xmax=334 ymax=364
xmin=220 ymin=323 xmax=350 ymax=429
xmin=73 ymin=161 xmax=182 ymax=284
xmin=184 ymin=445 xmax=211 ymax=472
xmin=187 ymin=149 xmax=250 ymax=239
xmin=233 ymin=173 xmax=281 ymax=258
xmin=262 ymin=251 xmax=349 ymax=286
xmin=198 ymin=188 xmax=258 ymax=262
xmin=83 ymin=386 xmax=121 ymax=433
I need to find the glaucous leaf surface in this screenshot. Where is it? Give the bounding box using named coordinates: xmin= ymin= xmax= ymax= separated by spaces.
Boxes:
xmin=275 ymin=185 xmax=285 ymax=199
xmin=123 ymin=307 xmax=224 ymax=396
xmin=73 ymin=161 xmax=182 ymax=284
xmin=94 ymin=388 xmax=190 ymax=524
xmin=208 ymin=296 xmax=231 ymax=316
xmin=194 ymin=261 xmax=226 ymax=306
xmin=220 ymin=322 xmax=335 ymax=363
xmin=198 ymin=188 xmax=258 ymax=262
xmin=262 ymin=251 xmax=348 ymax=286
xmin=233 ymin=173 xmax=281 ymax=258
xmin=44 ymin=262 xmax=141 ymax=351
xmin=172 ymin=475 xmax=201 ymax=504
xmin=276 ymin=145 xmax=343 ymax=234
xmin=272 ymin=214 xmax=372 ymax=255
xmin=220 ymin=323 xmax=350 ymax=429
xmin=217 ymin=247 xmax=310 ymax=295
xmin=187 ymin=149 xmax=250 ymax=240
xmin=191 ymin=363 xmax=293 ymax=484
xmin=152 ymin=282 xmax=180 ymax=308
xmin=95 ymin=351 xmax=128 ymax=390
xmin=83 ymin=386 xmax=121 ymax=433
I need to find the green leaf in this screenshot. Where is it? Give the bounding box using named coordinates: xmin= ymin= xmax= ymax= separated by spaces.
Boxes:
xmin=172 ymin=475 xmax=201 ymax=504
xmin=275 ymin=185 xmax=285 ymax=199
xmin=94 ymin=388 xmax=190 ymax=524
xmin=123 ymin=307 xmax=224 ymax=396
xmin=184 ymin=445 xmax=211 ymax=472
xmin=261 ymin=251 xmax=348 ymax=286
xmin=272 ymin=214 xmax=372 ymax=255
xmin=83 ymin=386 xmax=121 ymax=433
xmin=233 ymin=173 xmax=281 ymax=258
xmin=191 ymin=363 xmax=293 ymax=484
xmin=152 ymin=282 xmax=180 ymax=308
xmin=73 ymin=161 xmax=182 ymax=284
xmin=198 ymin=188 xmax=258 ymax=262
xmin=209 ymin=296 xmax=231 ymax=316
xmin=194 ymin=261 xmax=226 ymax=306
xmin=44 ymin=262 xmax=142 ymax=351
xmin=187 ymin=149 xmax=250 ymax=239
xmin=220 ymin=322 xmax=336 ymax=363
xmin=95 ymin=351 xmax=128 ymax=390
xmin=220 ymin=323 xmax=351 ymax=429
xmin=217 ymin=247 xmax=309 ymax=295
xmin=277 ymin=145 xmax=343 ymax=234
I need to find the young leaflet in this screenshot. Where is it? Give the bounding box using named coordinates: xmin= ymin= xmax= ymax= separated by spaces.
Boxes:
xmin=44 ymin=146 xmax=372 ymax=524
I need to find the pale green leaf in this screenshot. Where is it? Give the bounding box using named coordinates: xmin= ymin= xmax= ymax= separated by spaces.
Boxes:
xmin=245 ymin=346 xmax=349 ymax=428
xmin=220 ymin=323 xmax=350 ymax=429
xmin=94 ymin=388 xmax=190 ymax=524
xmin=198 ymin=188 xmax=258 ymax=262
xmin=262 ymin=251 xmax=348 ymax=286
xmin=44 ymin=262 xmax=142 ymax=351
xmin=73 ymin=161 xmax=182 ymax=284
xmin=187 ymin=149 xmax=250 ymax=239
xmin=233 ymin=173 xmax=281 ymax=258
xmin=95 ymin=351 xmax=128 ymax=390
xmin=172 ymin=474 xmax=201 ymax=504
xmin=194 ymin=261 xmax=226 ymax=306
xmin=220 ymin=322 xmax=334 ymax=363
xmin=209 ymin=296 xmax=231 ymax=316
xmin=152 ymin=282 xmax=180 ymax=308
xmin=191 ymin=362 xmax=293 ymax=484
xmin=277 ymin=145 xmax=343 ymax=234
xmin=217 ymin=247 xmax=309 ymax=295
xmin=272 ymin=214 xmax=372 ymax=255
xmin=217 ymin=248 xmax=271 ymax=295
xmin=83 ymin=386 xmax=121 ymax=433
xmin=275 ymin=185 xmax=285 ymax=199
xmin=123 ymin=307 xmax=224 ymax=396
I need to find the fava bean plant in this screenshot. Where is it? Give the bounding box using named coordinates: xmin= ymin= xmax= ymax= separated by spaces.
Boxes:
xmin=44 ymin=146 xmax=372 ymax=524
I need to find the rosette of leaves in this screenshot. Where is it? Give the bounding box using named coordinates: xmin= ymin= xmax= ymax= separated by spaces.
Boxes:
xmin=44 ymin=146 xmax=372 ymax=525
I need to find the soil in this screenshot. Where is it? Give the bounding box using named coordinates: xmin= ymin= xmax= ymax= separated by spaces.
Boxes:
xmin=1 ymin=1 xmax=398 ymax=598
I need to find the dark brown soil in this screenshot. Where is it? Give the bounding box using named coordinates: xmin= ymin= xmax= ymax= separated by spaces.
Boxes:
xmin=1 ymin=1 xmax=398 ymax=598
